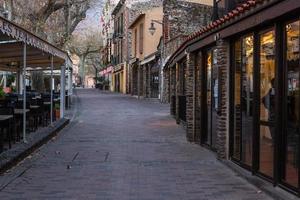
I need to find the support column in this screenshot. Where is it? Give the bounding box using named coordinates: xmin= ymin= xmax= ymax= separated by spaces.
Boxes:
xmin=22 ymin=43 xmax=27 ymax=143
xmin=138 ymin=65 xmax=143 ymax=99
xmin=186 ymin=52 xmax=196 ymax=142
xmin=60 ymin=64 xmax=66 ymax=118
xmin=50 ymin=56 xmax=54 ymax=124
xmin=147 ymin=64 xmax=151 ymax=98
xmin=137 ymin=65 xmax=141 ymax=99
xmin=163 ymin=67 xmax=170 ymax=103
xmin=130 ymin=65 xmax=133 ymax=96
xmin=143 ymin=64 xmax=147 ymax=98
xmin=216 ymin=39 xmax=230 ymax=159
xmin=194 ymin=52 xmax=202 ymax=144
xmin=175 ymin=62 xmax=180 ymax=124
xmin=170 ymin=67 xmax=176 ymax=115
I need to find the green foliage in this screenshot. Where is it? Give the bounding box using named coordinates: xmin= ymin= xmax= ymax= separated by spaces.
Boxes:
xmin=54 ymin=103 xmax=60 ymax=110
xmin=94 ymin=76 xmax=109 ymax=85
xmin=0 ymin=87 xmax=5 ymax=99
xmin=6 ymin=74 xmax=15 ymax=87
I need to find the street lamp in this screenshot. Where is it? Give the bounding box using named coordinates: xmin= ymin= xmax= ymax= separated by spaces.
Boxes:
xmin=149 ymin=22 xmax=156 ymax=35
xmin=148 ymin=20 xmax=164 ymax=101
xmin=148 ymin=20 xmax=163 ymax=36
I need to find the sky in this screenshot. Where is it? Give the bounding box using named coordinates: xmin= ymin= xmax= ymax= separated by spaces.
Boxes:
xmin=75 ymin=0 xmax=104 ymax=32
xmin=75 ymin=0 xmax=151 ymax=32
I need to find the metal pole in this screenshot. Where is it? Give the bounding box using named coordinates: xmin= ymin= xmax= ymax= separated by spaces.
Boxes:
xmin=60 ymin=64 xmax=66 ymax=118
xmin=50 ymin=56 xmax=54 ymax=124
xmin=67 ymin=64 xmax=71 ymax=107
xmin=3 ymin=72 xmax=7 ymax=88
xmin=159 ymin=42 xmax=164 ymax=102
xmin=23 ymin=44 xmax=27 ymax=143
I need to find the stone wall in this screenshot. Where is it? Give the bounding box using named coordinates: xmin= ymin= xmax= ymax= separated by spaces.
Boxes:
xmin=163 ymin=67 xmax=170 ymax=102
xmin=215 ymin=39 xmax=229 ymax=159
xmin=186 ymin=52 xmax=195 ymax=142
xmin=163 ymin=0 xmax=213 ymax=59
xmin=166 ymin=38 xmax=230 ymax=159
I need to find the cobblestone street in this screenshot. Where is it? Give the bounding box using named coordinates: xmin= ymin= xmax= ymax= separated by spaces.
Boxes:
xmin=0 ymin=89 xmax=272 ymax=200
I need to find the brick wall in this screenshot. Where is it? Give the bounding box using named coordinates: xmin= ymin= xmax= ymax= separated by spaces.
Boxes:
xmin=186 ymin=52 xmax=195 ymax=141
xmin=163 ymin=67 xmax=170 ymax=102
xmin=194 ymin=52 xmax=202 ymax=144
xmin=215 ymin=39 xmax=229 ymax=159
xmin=167 ymin=39 xmax=230 ymax=159
xmin=175 ymin=63 xmax=180 ymax=123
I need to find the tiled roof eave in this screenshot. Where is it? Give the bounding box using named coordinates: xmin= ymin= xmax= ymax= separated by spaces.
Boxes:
xmin=165 ymin=0 xmax=278 ymax=69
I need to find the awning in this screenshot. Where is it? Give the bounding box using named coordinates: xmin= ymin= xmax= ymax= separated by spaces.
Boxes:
xmin=140 ymin=54 xmax=156 ymax=65
xmin=0 ymin=16 xmax=72 ymax=144
xmin=0 ymin=16 xmax=70 ymax=71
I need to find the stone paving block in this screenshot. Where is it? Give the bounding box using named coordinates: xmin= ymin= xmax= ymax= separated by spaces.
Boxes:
xmin=0 ymin=89 xmax=273 ymax=200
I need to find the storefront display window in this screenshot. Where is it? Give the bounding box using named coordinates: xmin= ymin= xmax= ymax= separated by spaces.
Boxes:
xmin=206 ymin=51 xmax=212 ymax=145
xmin=259 ymin=30 xmax=276 ymax=178
xmin=283 ymin=20 xmax=300 ymax=188
xmin=232 ymin=35 xmax=254 ymax=166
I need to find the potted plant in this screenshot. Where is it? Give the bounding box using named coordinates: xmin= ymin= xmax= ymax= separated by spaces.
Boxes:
xmin=54 ymin=103 xmax=60 ymax=119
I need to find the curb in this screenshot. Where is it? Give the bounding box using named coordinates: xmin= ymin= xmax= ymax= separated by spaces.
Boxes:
xmin=0 ymin=118 xmax=70 ymax=175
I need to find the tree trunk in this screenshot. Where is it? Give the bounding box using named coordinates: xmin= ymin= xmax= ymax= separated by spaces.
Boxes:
xmin=79 ymin=54 xmax=87 ymax=87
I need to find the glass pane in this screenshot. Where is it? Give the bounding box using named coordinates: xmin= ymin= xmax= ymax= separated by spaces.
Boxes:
xmin=259 ymin=30 xmax=276 ymax=177
xmin=206 ymin=51 xmax=212 ymax=145
xmin=212 ymin=49 xmax=218 ymax=148
xmin=241 ymin=36 xmax=254 ymax=166
xmin=284 ymin=20 xmax=300 ymax=187
xmin=233 ymin=40 xmax=242 ymax=160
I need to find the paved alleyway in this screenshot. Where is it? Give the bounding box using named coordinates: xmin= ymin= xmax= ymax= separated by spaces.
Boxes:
xmin=0 ymin=89 xmax=272 ymax=200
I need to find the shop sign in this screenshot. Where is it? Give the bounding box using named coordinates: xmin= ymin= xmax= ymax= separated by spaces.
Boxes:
xmin=99 ymin=66 xmax=113 ymax=76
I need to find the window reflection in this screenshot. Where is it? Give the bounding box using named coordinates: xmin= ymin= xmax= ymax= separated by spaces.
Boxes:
xmin=233 ymin=36 xmax=254 ymax=166
xmin=241 ymin=36 xmax=254 ymax=166
xmin=284 ymin=20 xmax=300 ymax=187
xmin=233 ymin=40 xmax=242 ymax=160
xmin=259 ymin=30 xmax=276 ymax=178
xmin=212 ymin=49 xmax=218 ymax=148
xmin=206 ymin=51 xmax=212 ymax=145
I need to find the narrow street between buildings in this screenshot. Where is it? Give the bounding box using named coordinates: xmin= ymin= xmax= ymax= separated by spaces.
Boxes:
xmin=0 ymin=89 xmax=272 ymax=200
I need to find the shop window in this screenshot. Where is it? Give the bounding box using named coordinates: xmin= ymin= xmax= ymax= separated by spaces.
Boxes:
xmin=206 ymin=51 xmax=212 ymax=145
xmin=232 ymin=35 xmax=254 ymax=166
xmin=283 ymin=20 xmax=300 ymax=188
xmin=259 ymin=29 xmax=276 ymax=178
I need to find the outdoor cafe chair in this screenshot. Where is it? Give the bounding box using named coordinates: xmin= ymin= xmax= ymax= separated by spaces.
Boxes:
xmin=16 ymin=101 xmax=35 ymax=132
xmin=0 ymin=107 xmax=15 ymax=152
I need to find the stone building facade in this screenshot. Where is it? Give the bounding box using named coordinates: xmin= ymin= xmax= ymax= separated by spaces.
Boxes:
xmin=161 ymin=0 xmax=213 ymax=102
xmin=128 ymin=6 xmax=163 ymax=99
xmin=163 ymin=0 xmax=300 ymax=196
xmin=100 ymin=0 xmax=116 ymax=91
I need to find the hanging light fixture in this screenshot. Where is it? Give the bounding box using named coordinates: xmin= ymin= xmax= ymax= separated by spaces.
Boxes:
xmin=149 ymin=22 xmax=156 ymax=36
